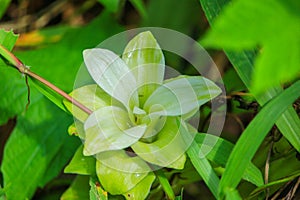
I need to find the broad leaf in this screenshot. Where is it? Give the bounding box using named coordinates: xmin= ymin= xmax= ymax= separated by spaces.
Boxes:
xmin=200 ymin=0 xmax=300 ymax=157
xmin=144 ymin=76 xmax=221 ymax=116
xmin=123 ymin=172 xmax=155 ymax=200
xmin=122 ymin=31 xmax=165 ymax=105
xmin=132 ymin=117 xmax=188 ymax=169
xmin=83 ymin=48 xmax=139 ymax=109
xmin=0 ymin=30 xmax=19 ymax=124
xmin=95 ymin=150 xmax=151 ymax=194
xmin=1 ymin=93 xmax=80 ymax=199
xmin=64 ymin=145 xmax=96 ymax=175
xmin=201 ymin=0 xmax=300 ymax=93
xmin=64 ymin=84 xmax=112 ymax=122
xmin=84 ymin=106 xmax=146 ymax=155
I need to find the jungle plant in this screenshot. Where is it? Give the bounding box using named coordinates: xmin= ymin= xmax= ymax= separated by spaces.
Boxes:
xmin=0 ymin=0 xmax=300 ymax=199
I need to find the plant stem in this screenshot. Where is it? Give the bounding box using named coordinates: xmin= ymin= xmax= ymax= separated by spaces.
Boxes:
xmin=153 ymin=169 xmax=176 ymax=200
xmin=26 ymin=70 xmax=92 ymax=114
xmin=0 ymin=44 xmax=92 ymax=115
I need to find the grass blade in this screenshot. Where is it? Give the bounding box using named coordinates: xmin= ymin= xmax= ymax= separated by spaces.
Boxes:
xmin=219 ymin=80 xmax=300 ymax=197
xmin=187 ymin=140 xmax=220 ymax=198
xmin=154 ymin=170 xmax=175 ymax=200
xmin=194 ymin=134 xmax=263 ymax=187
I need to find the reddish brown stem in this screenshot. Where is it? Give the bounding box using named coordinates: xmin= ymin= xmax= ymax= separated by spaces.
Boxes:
xmin=0 ymin=44 xmax=92 ymax=115
xmin=26 ymin=70 xmax=92 ymax=115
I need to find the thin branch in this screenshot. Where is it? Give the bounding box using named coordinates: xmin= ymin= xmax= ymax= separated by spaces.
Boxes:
xmin=0 ymin=44 xmax=92 ymax=115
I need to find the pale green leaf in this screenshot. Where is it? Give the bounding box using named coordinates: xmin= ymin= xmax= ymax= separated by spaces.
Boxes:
xmin=140 ymin=112 xmax=167 ymax=141
xmin=84 ymin=106 xmax=146 ymax=155
xmin=96 ymin=150 xmax=151 ymax=174
xmin=219 ymin=80 xmax=300 ymax=197
xmin=61 ymin=175 xmax=90 ymax=200
xmin=122 ymin=172 xmax=155 ymax=200
xmin=64 ymin=145 xmax=96 ymax=175
xmin=122 ymin=31 xmax=164 ymax=105
xmin=144 ymin=76 xmax=221 ymax=116
xmin=95 ymin=150 xmax=151 ymax=194
xmin=132 ymin=117 xmax=188 ymax=169
xmin=63 ymin=84 xmax=112 ymax=122
xmin=83 ymin=48 xmax=139 ymax=109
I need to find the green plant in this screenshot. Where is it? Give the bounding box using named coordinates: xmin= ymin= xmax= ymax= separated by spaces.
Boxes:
xmin=0 ymin=0 xmax=299 ymax=199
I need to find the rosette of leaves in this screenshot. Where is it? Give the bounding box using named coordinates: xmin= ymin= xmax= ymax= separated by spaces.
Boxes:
xmin=64 ymin=31 xmax=221 ymax=199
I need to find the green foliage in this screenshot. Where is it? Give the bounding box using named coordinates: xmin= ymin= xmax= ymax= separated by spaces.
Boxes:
xmin=186 ymin=140 xmax=220 ymax=198
xmin=1 ymin=91 xmax=79 ymax=199
xmin=0 ymin=12 xmax=123 ymax=200
xmin=0 ymin=0 xmax=10 ymax=18
xmin=61 ymin=175 xmax=90 ymax=200
xmin=0 ymin=30 xmax=20 ymax=123
xmin=128 ymin=0 xmax=147 ymax=19
xmin=219 ymin=80 xmax=300 ymax=198
xmin=200 ymin=0 xmax=300 ymax=154
xmin=194 ymin=134 xmax=263 ymax=187
xmin=97 ymin=0 xmax=120 ymax=13
xmin=64 ymin=145 xmax=96 ymax=175
xmin=201 ymin=0 xmax=300 ymax=94
xmin=1 ymin=0 xmax=300 ymax=199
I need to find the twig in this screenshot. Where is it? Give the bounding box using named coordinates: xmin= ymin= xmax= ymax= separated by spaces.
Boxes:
xmin=0 ymin=44 xmax=92 ymax=115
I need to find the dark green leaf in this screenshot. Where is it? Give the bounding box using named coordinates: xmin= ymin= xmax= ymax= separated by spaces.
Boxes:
xmin=1 ymin=91 xmax=79 ymax=199
xmin=97 ymin=0 xmax=120 ymax=12
xmin=187 ymin=140 xmax=220 ymax=198
xmin=200 ymin=0 xmax=300 ymax=154
xmin=0 ymin=30 xmax=20 ymax=124
xmin=128 ymin=0 xmax=147 ymax=19
xmin=61 ymin=175 xmax=90 ymax=200
xmin=0 ymin=0 xmax=11 ymax=19
xmin=201 ymin=0 xmax=300 ymax=93
xmin=142 ymin=0 xmax=201 ymax=35
xmin=64 ymin=145 xmax=96 ymax=175
xmin=194 ymin=134 xmax=263 ymax=187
